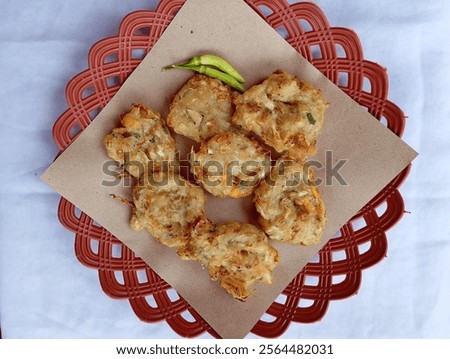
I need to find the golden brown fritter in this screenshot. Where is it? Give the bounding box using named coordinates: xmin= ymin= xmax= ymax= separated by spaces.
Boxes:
xmin=253 ymin=156 xmax=326 ymax=245
xmin=232 ymin=70 xmax=328 ymax=159
xmin=167 ymin=74 xmax=237 ymax=142
xmin=104 ymin=103 xmax=177 ymax=178
xmin=190 ymin=131 xmax=271 ymax=198
xmin=130 ymin=170 xmax=207 ymax=248
xmin=178 ymin=219 xmax=279 ymax=301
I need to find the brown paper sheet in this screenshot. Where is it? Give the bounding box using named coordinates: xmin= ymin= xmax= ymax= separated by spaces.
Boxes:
xmin=41 ymin=0 xmax=418 ymax=338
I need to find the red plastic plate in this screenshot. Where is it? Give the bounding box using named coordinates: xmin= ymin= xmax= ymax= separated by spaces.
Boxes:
xmin=53 ymin=0 xmax=411 ymax=338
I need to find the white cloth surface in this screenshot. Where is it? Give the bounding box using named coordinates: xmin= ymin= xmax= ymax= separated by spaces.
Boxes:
xmin=0 ymin=0 xmax=449 ymax=339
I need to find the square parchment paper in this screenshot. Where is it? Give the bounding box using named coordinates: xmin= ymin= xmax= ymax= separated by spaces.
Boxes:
xmin=42 ymin=0 xmax=418 ymax=338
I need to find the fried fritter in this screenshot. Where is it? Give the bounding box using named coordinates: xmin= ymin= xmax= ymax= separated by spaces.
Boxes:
xmin=190 ymin=131 xmax=271 ymax=198
xmin=104 ymin=103 xmax=177 ymax=178
xmin=178 ymin=219 xmax=279 ymax=301
xmin=253 ymin=156 xmax=326 ymax=245
xmin=232 ymin=70 xmax=328 ymax=159
xmin=130 ymin=170 xmax=207 ymax=248
xmin=167 ymin=74 xmax=237 ymax=142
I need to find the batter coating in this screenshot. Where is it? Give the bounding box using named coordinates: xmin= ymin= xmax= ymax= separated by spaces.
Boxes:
xmin=232 ymin=70 xmax=328 ymax=159
xmin=253 ymin=156 xmax=326 ymax=245
xmin=178 ymin=219 xmax=279 ymax=301
xmin=130 ymin=170 xmax=207 ymax=248
xmin=104 ymin=104 xmax=177 ymax=178
xmin=190 ymin=131 xmax=271 ymax=198
xmin=167 ymin=74 xmax=237 ymax=142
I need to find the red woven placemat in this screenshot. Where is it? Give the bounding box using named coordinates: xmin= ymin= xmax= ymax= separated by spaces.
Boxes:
xmin=53 ymin=0 xmax=410 ymax=338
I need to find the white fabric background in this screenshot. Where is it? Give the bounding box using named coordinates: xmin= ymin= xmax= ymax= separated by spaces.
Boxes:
xmin=0 ymin=0 xmax=449 ymax=339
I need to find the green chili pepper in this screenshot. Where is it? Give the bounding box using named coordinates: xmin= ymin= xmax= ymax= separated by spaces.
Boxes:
xmin=164 ymin=54 xmax=246 ymax=92
xmin=307 ymin=112 xmax=316 ymax=125
xmin=165 ymin=64 xmax=244 ymax=92
xmin=183 ymin=55 xmax=245 ymax=83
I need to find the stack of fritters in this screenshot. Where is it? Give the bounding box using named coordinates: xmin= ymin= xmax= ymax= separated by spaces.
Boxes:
xmin=103 ymin=69 xmax=328 ymax=300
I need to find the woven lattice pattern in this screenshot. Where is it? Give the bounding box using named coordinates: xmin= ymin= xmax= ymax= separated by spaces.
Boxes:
xmin=53 ymin=0 xmax=410 ymax=338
